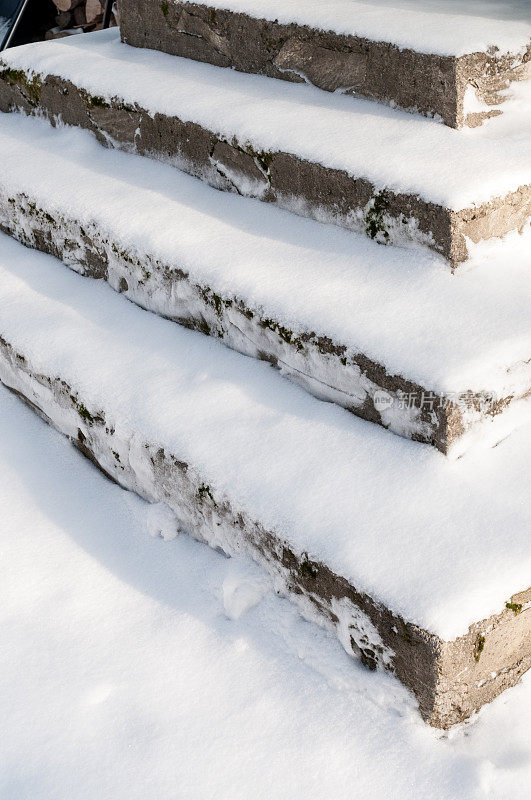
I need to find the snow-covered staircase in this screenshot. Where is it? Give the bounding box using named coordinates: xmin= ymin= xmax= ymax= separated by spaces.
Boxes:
xmin=0 ymin=1 xmax=529 ymax=728
xmin=0 ymin=112 xmax=530 ymax=454
xmin=1 ymin=31 xmax=531 ymax=265
xmin=120 ymin=0 xmax=531 ymax=129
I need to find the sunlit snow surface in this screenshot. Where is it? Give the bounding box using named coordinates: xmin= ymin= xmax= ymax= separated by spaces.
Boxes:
xmin=0 ymin=384 xmax=529 ymax=800
xmin=0 ymin=111 xmax=529 ymax=401
xmin=3 ymin=29 xmax=531 ymax=209
xmin=0 ymin=230 xmax=529 ymax=640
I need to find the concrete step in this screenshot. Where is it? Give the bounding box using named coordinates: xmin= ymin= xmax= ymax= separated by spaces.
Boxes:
xmin=1 ymin=30 xmax=530 ymax=266
xmin=0 ymin=112 xmax=530 ymax=454
xmin=0 ymin=229 xmax=529 ymax=729
xmin=119 ymin=0 xmax=531 ymax=129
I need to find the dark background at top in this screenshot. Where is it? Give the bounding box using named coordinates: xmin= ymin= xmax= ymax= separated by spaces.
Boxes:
xmin=1 ymin=0 xmax=56 ymax=48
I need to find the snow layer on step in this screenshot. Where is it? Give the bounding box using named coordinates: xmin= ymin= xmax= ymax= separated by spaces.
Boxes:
xmin=2 ymin=30 xmax=531 ymax=209
xmin=0 ymin=232 xmax=529 ymax=640
xmin=0 ymin=112 xmax=529 ymax=398
xmin=193 ymin=0 xmax=531 ymax=58
xmin=1 ymin=384 xmax=530 ymax=800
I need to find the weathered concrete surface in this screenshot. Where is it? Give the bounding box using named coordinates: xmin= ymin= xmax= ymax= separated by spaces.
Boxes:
xmin=1 ymin=67 xmax=530 ymax=265
xmin=0 ymin=331 xmax=528 ymax=728
xmin=0 ymin=188 xmax=527 ymax=454
xmin=120 ymin=0 xmax=531 ymax=129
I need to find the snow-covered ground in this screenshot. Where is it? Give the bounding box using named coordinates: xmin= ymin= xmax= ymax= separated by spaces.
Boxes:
xmin=0 ymin=383 xmax=529 ymax=799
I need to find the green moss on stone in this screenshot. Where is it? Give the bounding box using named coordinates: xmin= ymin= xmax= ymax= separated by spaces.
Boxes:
xmin=86 ymin=94 xmax=111 ymax=110
xmin=244 ymin=144 xmax=274 ymax=176
xmin=0 ymin=67 xmax=42 ymax=104
xmin=261 ymin=317 xmax=300 ymax=347
xmin=70 ymin=395 xmax=104 ymax=426
xmin=474 ymin=634 xmax=486 ymax=662
xmin=299 ymin=557 xmax=318 ymax=580
xmin=0 ymin=67 xmax=25 ymax=83
xmin=198 ymin=483 xmax=217 ymax=507
xmin=365 ymin=193 xmax=390 ymax=244
xmin=506 ymin=602 xmax=523 ymax=615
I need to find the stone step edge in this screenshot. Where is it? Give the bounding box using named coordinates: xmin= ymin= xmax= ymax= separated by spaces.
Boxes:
xmin=1 ymin=65 xmax=530 ymax=265
xmin=0 ymin=326 xmax=529 ymax=729
xmin=120 ymin=0 xmax=531 ymax=130
xmin=1 ymin=187 xmax=523 ymax=454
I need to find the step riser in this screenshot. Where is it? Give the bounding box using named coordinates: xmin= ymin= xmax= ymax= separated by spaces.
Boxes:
xmin=0 ymin=329 xmax=529 ymax=728
xmin=120 ymin=0 xmax=531 ymax=129
xmin=2 ymin=71 xmax=529 ymax=265
xmin=1 ymin=188 xmax=519 ymax=454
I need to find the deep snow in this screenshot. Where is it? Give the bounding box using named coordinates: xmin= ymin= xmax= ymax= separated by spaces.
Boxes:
xmin=0 ymin=112 xmax=529 ymax=400
xmin=0 ymin=383 xmax=529 ymax=800
xmin=0 ymin=231 xmax=529 ymax=640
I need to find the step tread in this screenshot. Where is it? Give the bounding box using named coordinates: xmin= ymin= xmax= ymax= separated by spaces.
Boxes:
xmin=189 ymin=0 xmax=531 ymax=58
xmin=0 ymin=230 xmax=529 ymax=641
xmin=0 ymin=112 xmax=529 ymax=400
xmin=119 ymin=0 xmax=531 ymax=130
xmin=1 ymin=29 xmax=530 ymax=211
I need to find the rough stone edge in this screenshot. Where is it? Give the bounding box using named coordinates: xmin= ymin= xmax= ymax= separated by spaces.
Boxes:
xmin=120 ymin=0 xmax=531 ymax=129
xmin=0 ymin=331 xmax=528 ymax=728
xmin=0 ymin=187 xmax=524 ymax=454
xmin=1 ymin=65 xmax=530 ymax=265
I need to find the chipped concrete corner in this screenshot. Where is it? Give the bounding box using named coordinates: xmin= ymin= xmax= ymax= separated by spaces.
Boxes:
xmin=120 ymin=0 xmax=531 ymax=129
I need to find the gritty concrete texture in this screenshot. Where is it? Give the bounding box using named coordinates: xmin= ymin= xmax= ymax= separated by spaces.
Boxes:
xmin=0 ymin=330 xmax=528 ymax=728
xmin=0 ymin=67 xmax=530 ymax=265
xmin=120 ymin=0 xmax=531 ymax=129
